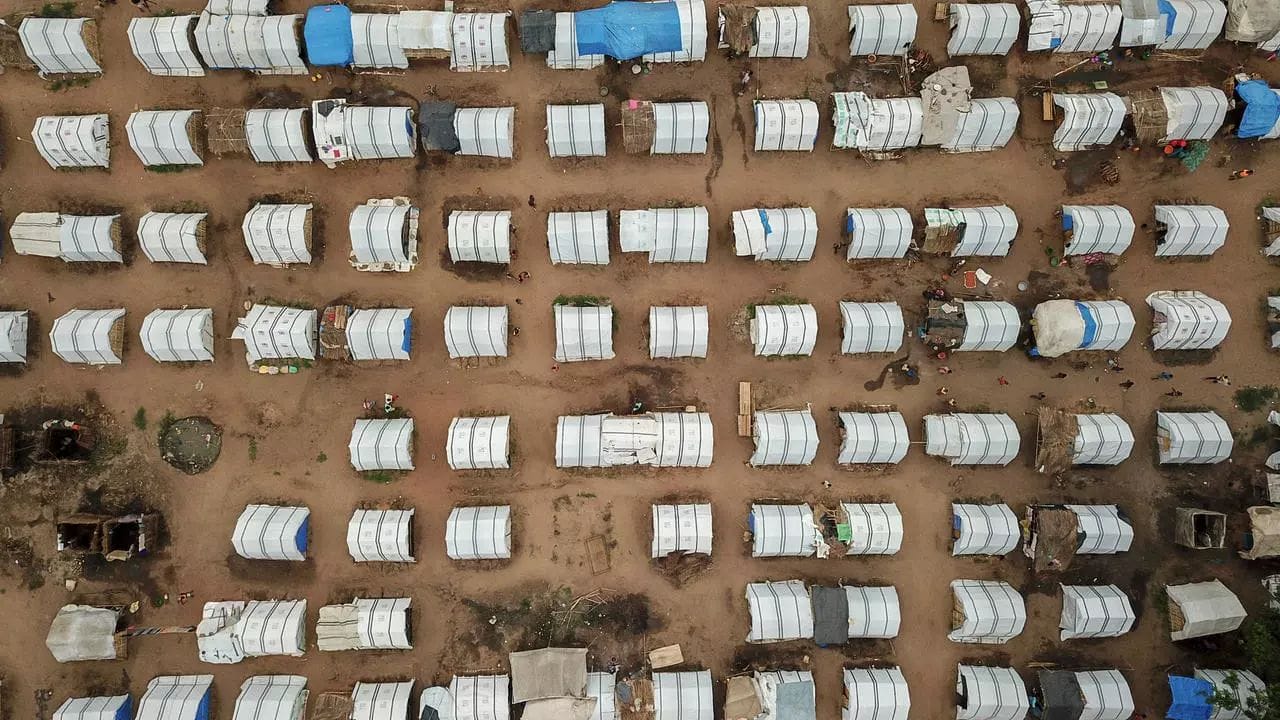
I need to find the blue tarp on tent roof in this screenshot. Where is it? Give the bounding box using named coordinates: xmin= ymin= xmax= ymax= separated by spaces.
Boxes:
xmin=305 ymin=4 xmax=354 ymax=67
xmin=1166 ymin=676 xmax=1213 ymax=720
xmin=1237 ymin=79 xmax=1280 ymax=139
xmin=574 ymin=1 xmax=684 ymax=60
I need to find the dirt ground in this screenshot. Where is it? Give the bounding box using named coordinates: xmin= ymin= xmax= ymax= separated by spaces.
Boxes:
xmin=2 ymin=0 xmax=1280 ymax=718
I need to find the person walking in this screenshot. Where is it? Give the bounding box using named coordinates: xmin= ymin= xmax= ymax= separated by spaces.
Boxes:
xmin=1165 ymin=389 xmax=1184 ymax=397
xmin=1203 ymin=375 xmax=1231 ymax=385
xmin=1153 ymin=371 xmax=1173 ymax=380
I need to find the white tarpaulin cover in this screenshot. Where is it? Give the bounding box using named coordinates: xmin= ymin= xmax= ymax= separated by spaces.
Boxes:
xmin=956 ymin=666 xmax=1028 ymax=720
xmin=20 ymin=18 xmax=101 ymax=74
xmin=1157 ymin=411 xmax=1232 ymax=463
xmin=644 ymin=0 xmax=707 ymax=62
xmin=0 ymin=312 xmax=29 ymax=363
xmin=233 ymin=505 xmax=309 ymax=561
xmin=554 ymin=306 xmax=614 ymax=362
xmin=939 ymin=98 xmax=1019 ymax=152
xmin=351 ymin=682 xmax=414 ymax=720
xmin=845 ymin=208 xmax=912 ymax=259
xmin=33 ymin=114 xmax=109 ymax=169
xmin=740 ymin=6 xmax=810 ymax=57
xmin=848 ymin=4 xmax=918 ymax=55
xmin=1031 ymin=299 xmax=1136 ymax=356
xmin=453 ymin=107 xmax=516 ymax=158
xmin=954 ymin=300 xmax=1020 ymax=352
xmin=927 ymin=206 xmax=1018 ymax=256
xmin=549 ymin=12 xmax=604 ymax=69
xmin=750 ymin=503 xmax=819 ymax=557
xmin=243 ymin=203 xmax=311 ymax=265
xmin=47 ymin=605 xmax=119 ymax=662
xmin=195 ymin=12 xmax=305 ymax=74
xmin=138 ymin=212 xmax=207 ymax=264
xmin=246 ymin=108 xmax=312 ymax=162
xmin=54 ymin=696 xmax=132 ymax=720
xmin=1072 ymin=414 xmax=1135 ymax=465
xmin=1159 ymin=87 xmax=1228 ymax=140
xmin=843 ymin=668 xmax=910 ymax=720
xmin=444 ymin=306 xmax=508 ymax=358
xmin=1067 ymin=504 xmax=1134 ymax=553
xmin=349 ymin=418 xmax=414 ymax=471
xmin=650 ymin=306 xmax=709 ymax=358
xmin=232 ymin=305 xmax=316 ymax=362
xmin=346 ymin=308 xmax=411 ymax=361
xmin=952 ymin=503 xmax=1020 ymax=555
xmin=925 ymin=413 xmax=1020 ymax=465
xmin=747 ymin=580 xmax=814 ymax=643
xmin=752 ymin=410 xmax=818 ymax=465
xmin=1195 ymin=669 xmax=1264 ymax=720
xmin=11 ymin=212 xmax=121 ymax=262
xmin=948 ymin=4 xmax=1020 ymax=54
xmin=451 ymin=13 xmax=510 ymax=70
xmin=1155 ymin=204 xmax=1228 ymax=256
xmin=232 ymin=676 xmax=308 ymax=720
xmin=652 ymin=503 xmax=712 ymax=557
xmin=449 ymin=210 xmax=511 ymax=263
xmin=548 ymin=210 xmax=609 ymax=264
xmin=843 ymin=503 xmax=904 ymax=555
xmin=1167 ymin=580 xmax=1247 ymax=640
xmin=316 ymin=598 xmax=412 ymax=651
xmin=1053 ymin=93 xmax=1126 ymax=151
xmin=840 ymin=301 xmax=904 ymax=353
xmin=447 ymin=416 xmax=510 ymax=470
xmin=1063 ymin=205 xmax=1135 ymax=255
xmin=207 ymin=0 xmax=270 ymax=15
xmin=50 ymin=308 xmax=125 ymax=365
xmin=754 ymin=99 xmax=819 ymax=151
xmin=352 ymin=14 xmax=407 ymax=69
xmin=130 ymin=16 xmax=204 ymax=75
xmin=1159 ymin=0 xmax=1227 ymax=48
xmin=347 ymin=509 xmax=414 ymax=562
xmin=751 ymin=304 xmax=818 ymax=355
xmin=446 ymin=506 xmax=512 ymax=560
xmin=733 ymin=207 xmax=818 ymax=260
xmin=1027 ymin=0 xmax=1122 ymax=52
xmin=845 ymin=586 xmax=901 ymax=638
xmin=1060 ymin=584 xmax=1136 ymax=639
xmin=555 ymin=413 xmax=713 ymax=468
xmin=653 ymin=672 xmax=712 ymax=720
xmin=546 ymin=104 xmax=606 ymax=157
xmin=1147 ymin=291 xmax=1231 ymax=350
xmin=949 ymin=580 xmax=1026 ymax=644
xmin=837 ymin=412 xmax=909 ymax=464
xmin=136 ymin=677 xmax=213 ymax=720
xmin=831 ymin=93 xmax=923 ymax=150
xmin=197 ymin=600 xmax=306 ymax=662
xmin=651 ymin=102 xmax=710 ymax=154
xmin=126 ymin=110 xmax=202 ymax=166
xmin=620 ymin=206 xmax=709 ymax=262
xmin=140 ymin=308 xmax=214 ymax=362
xmin=349 ymin=202 xmax=418 ymax=270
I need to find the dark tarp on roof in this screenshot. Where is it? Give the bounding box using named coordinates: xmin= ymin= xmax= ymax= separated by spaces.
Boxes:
xmin=520 ymin=10 xmax=556 ymax=53
xmin=1039 ymin=671 xmax=1084 ymax=720
xmin=776 ymin=680 xmax=817 ymax=720
xmin=419 ymin=100 xmax=459 ymax=152
xmin=810 ymin=586 xmax=849 ymax=646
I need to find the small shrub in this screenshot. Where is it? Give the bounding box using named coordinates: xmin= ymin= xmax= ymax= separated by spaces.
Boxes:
xmin=364 ymin=470 xmax=395 ymax=484
xmin=37 ymin=2 xmax=76 ymax=18
xmin=553 ymin=294 xmax=608 ymax=307
xmin=154 ymin=410 xmax=176 ymax=446
xmin=316 ymin=451 xmax=327 ymax=463
xmin=1236 ymin=386 xmax=1279 ymax=413
xmin=132 ymin=407 xmax=147 ymax=431
xmin=248 ymin=437 xmax=258 ymax=462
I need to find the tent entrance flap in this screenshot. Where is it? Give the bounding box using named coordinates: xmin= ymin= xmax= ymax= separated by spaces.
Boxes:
xmin=574 ymin=2 xmax=683 ymax=59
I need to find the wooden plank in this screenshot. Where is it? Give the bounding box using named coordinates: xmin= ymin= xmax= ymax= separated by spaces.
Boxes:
xmin=934 ymin=2 xmax=949 ymax=20
xmin=738 ymin=381 xmax=752 ymax=415
xmin=586 ymin=535 xmax=610 ymax=575
xmin=649 ymin=644 xmax=683 ymax=669
xmin=1042 ymin=92 xmax=1055 ymax=122
xmin=737 ymin=415 xmax=752 ymax=437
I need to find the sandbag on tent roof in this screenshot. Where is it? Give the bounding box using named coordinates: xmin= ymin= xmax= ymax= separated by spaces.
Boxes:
xmin=555 ymin=412 xmax=713 ymax=467
xmin=554 ymin=305 xmax=615 ymax=362
xmin=842 ymin=502 xmax=905 ymax=555
xmin=547 ymin=12 xmax=605 ymax=68
xmin=843 ymin=668 xmax=910 ymax=720
xmin=349 ymin=200 xmax=419 ymax=271
xmin=444 ymin=306 xmax=508 ymax=358
xmin=347 ymin=509 xmax=414 ymax=562
xmin=654 ymin=671 xmax=712 ymax=720
xmin=1147 ymin=291 xmax=1231 ymax=350
xmin=351 ymin=13 xmax=408 ymax=69
xmin=956 ymin=665 xmax=1028 ymax=720
xmin=750 ymin=503 xmax=819 ymax=556
xmin=11 ymin=212 xmax=122 ymax=263
xmin=136 ymin=677 xmax=213 ymax=720
xmin=1157 ymin=411 xmax=1232 ymax=463
xmin=233 ymin=505 xmax=309 ymax=561
xmin=837 ymin=412 xmax=909 ymax=464
xmin=1167 ymin=580 xmax=1246 ymax=640
xmin=1053 ymin=93 xmax=1126 ymax=151
xmin=316 ymin=597 xmax=411 ymax=650
xmin=451 ymin=12 xmax=509 ymax=70
xmin=47 ymin=605 xmax=119 ymax=662
xmin=1062 ymin=205 xmax=1135 ymax=255
xmin=952 ymin=503 xmax=1020 ymax=555
xmin=924 ymin=205 xmax=1018 ymax=256
xmin=925 ymin=413 xmax=1020 ymax=465
xmin=1027 ymin=0 xmax=1122 ymax=52
xmin=20 ymin=18 xmax=101 ymax=74
xmin=454 ymin=107 xmax=516 ymax=157
xmin=1038 ymin=670 xmax=1133 ymax=720
xmin=831 ymin=93 xmax=923 ymax=151
xmin=349 ymin=418 xmax=414 ymax=471
xmin=733 ymin=207 xmax=818 ymax=261
xmin=936 ymin=98 xmax=1019 ymax=152
xmin=1158 ymin=0 xmax=1227 ymax=48
xmin=948 ymin=4 xmax=1019 ymax=55
xmin=140 ymin=308 xmax=214 ymax=362
xmin=840 ymin=301 xmax=905 ymax=353
xmin=447 ymin=416 xmax=510 ymax=470
xmin=752 ymin=410 xmax=818 ymax=465
xmin=449 ymin=210 xmax=511 ymax=263
xmin=652 ymin=503 xmax=712 ymax=557
xmin=746 ymin=580 xmax=814 ymax=642
xmin=0 ymin=311 xmax=30 ymax=363
xmin=33 ymin=114 xmax=109 ymax=169
xmin=126 ymin=110 xmax=203 ymax=166
xmin=1154 ymin=204 xmax=1228 ymax=256
xmin=311 ymin=100 xmax=416 ymax=165
xmin=727 ymin=6 xmax=810 ymax=57
xmin=1060 ymin=584 xmax=1136 ymax=640
xmin=1031 ymin=299 xmax=1136 ymax=356
xmin=848 ymin=4 xmax=918 ymax=56
xmin=548 ymin=210 xmax=609 ymax=264
xmin=1242 ymin=506 xmax=1280 ymax=559
xmin=50 ymin=308 xmax=126 ymax=365
xmin=446 ymin=506 xmax=512 ymax=559
xmin=950 ymin=580 xmax=1026 ymax=644
xmin=345 ymin=308 xmax=412 ymax=361
xmin=845 ymin=208 xmax=912 ymax=259
xmin=351 ymin=682 xmax=414 ymax=720
xmin=232 ymin=305 xmax=316 ymax=362
xmin=232 ymin=676 xmax=307 ymax=720
xmin=844 ymin=586 xmax=901 ymax=638
xmin=650 ymin=306 xmax=709 ymax=358
xmin=242 ymin=203 xmax=312 ymax=265
xmin=54 ymin=696 xmax=133 ymax=720
xmin=245 ymin=108 xmax=312 ymax=162
xmin=137 ymin=212 xmax=208 ymax=264
xmin=546 ymin=104 xmax=606 ymax=158
xmin=751 ymin=304 xmax=818 ymax=356
xmin=620 ymin=206 xmax=709 ymax=262
xmin=129 ymin=15 xmax=204 ymax=75
xmin=754 ymin=99 xmax=819 ymax=151
xmin=195 ymin=12 xmax=305 ymax=74
xmin=1194 ymin=669 xmax=1264 ymax=720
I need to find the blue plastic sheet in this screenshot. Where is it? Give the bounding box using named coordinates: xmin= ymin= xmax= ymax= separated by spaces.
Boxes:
xmin=1166 ymin=676 xmax=1213 ymax=720
xmin=1076 ymin=301 xmax=1098 ymax=349
xmin=115 ymin=697 xmax=133 ymax=720
xmin=193 ymin=689 xmax=213 ymax=720
xmin=1237 ymin=79 xmax=1280 ymax=138
xmin=758 ymin=208 xmax=773 ymax=236
xmin=304 ymin=5 xmax=354 ymax=67
xmin=574 ymin=1 xmax=683 ymax=60
xmin=295 ymin=515 xmax=310 ymax=554
xmin=401 ymin=317 xmax=413 ymax=353
xmin=1158 ymin=0 xmax=1177 ymax=38
xmin=1062 ymin=213 xmax=1073 ymax=231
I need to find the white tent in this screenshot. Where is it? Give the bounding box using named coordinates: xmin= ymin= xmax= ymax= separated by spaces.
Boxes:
xmin=1027 ymin=0 xmax=1122 ymax=52
xmin=346 ymin=308 xmax=412 ymax=361
xmin=926 ymin=206 xmax=1018 ymax=256
xmin=938 ymin=98 xmax=1019 ymax=152
xmin=447 ymin=676 xmax=509 ymax=720
xmin=651 ymin=503 xmax=712 ymax=557
xmin=1159 ymin=87 xmax=1228 ymax=141
xmin=450 ymin=13 xmax=510 ymax=70
xmin=751 ymin=304 xmax=818 ymax=356
xmin=845 ymin=208 xmax=912 ymax=259
xmin=11 ymin=212 xmax=121 ymax=263
xmin=444 ymin=306 xmax=508 ymax=358
xmin=33 ymin=114 xmax=109 ymax=169
xmin=197 ymin=600 xmax=306 ymax=663
xmin=644 ymin=0 xmax=707 ymax=62
xmin=546 ymin=104 xmax=606 ymax=157
xmin=548 ymin=210 xmax=609 ymax=264
xmin=1147 ymin=291 xmax=1230 ymax=350
xmin=53 ymin=696 xmax=132 ymax=720
xmin=736 ymin=6 xmax=810 ymax=57
xmin=128 ymin=15 xmax=203 ymax=75
xmin=446 ymin=506 xmax=512 ymax=560
xmin=1157 ymin=411 xmax=1232 ymax=464
xmin=126 ymin=110 xmax=203 ymax=166
xmin=1266 ymin=207 xmax=1280 ymax=256
xmin=1065 ymin=504 xmax=1134 ymax=553
xmin=651 ymin=101 xmax=710 ymax=154
xmin=349 ymin=201 xmax=418 ymax=271
xmin=140 ymin=308 xmax=214 ymax=363
xmin=653 ymin=671 xmax=712 ymax=720
xmin=843 ymin=668 xmax=910 ymax=720
xmin=349 ymin=418 xmax=414 ymax=471
xmin=448 ymin=210 xmax=511 ymax=263
xmin=831 ymin=93 xmax=923 ymax=151
xmin=232 ymin=676 xmax=308 ymax=720
xmin=1159 ymin=0 xmax=1227 ymax=48
xmin=20 ymin=18 xmax=101 ymax=74
xmin=136 ymin=677 xmax=214 ymax=720
xmin=619 ymin=207 xmax=709 ymax=262
xmin=206 ymin=0 xmax=270 ymax=15
xmin=1070 ymin=414 xmax=1135 ymax=465
xmin=317 ymin=598 xmax=412 ymax=651
xmin=347 ymin=509 xmax=415 ymax=562
xmin=956 ymin=666 xmax=1029 ymax=720
xmin=1195 ymin=669 xmax=1265 ymax=720
xmin=455 ymin=107 xmax=516 ymax=158
xmin=1053 ymin=93 xmax=1126 ymax=151
xmin=925 ymin=413 xmax=1020 ymax=465
xmin=748 ymin=671 xmax=814 ymax=720
xmin=1120 ymin=0 xmax=1166 ymax=45
xmin=837 ymin=412 xmax=909 ymax=464
xmin=951 ymin=503 xmax=1020 ymax=556
xmin=232 ymin=504 xmax=310 ymax=561
xmin=733 ymin=208 xmax=818 ymax=261
xmin=839 ymin=301 xmax=905 ymax=353
xmin=351 ymin=13 xmax=407 ymax=69
xmin=46 ymin=605 xmax=119 ymax=662
xmin=746 ymin=580 xmax=814 ymax=643
xmin=314 ymin=102 xmax=416 ymax=163
xmin=750 ymin=504 xmax=819 ymax=557
xmin=50 ymin=309 xmax=125 ymax=365
xmin=752 ymin=410 xmax=818 ymax=465
xmin=948 ymin=4 xmax=1020 ymax=54
xmin=0 ymin=312 xmax=30 ymax=363
xmin=587 ymin=672 xmax=617 ymax=720
xmin=848 ymin=4 xmax=918 ymax=56
xmin=650 ymin=306 xmax=709 ymax=358
xmin=137 ymin=212 xmax=208 ymax=264
xmin=554 ymin=306 xmax=614 ymax=362
xmin=548 ymin=12 xmax=604 ymax=69
xmin=447 ymin=416 xmax=510 ymax=470
xmin=952 ymin=300 xmax=1020 ymax=352
xmin=195 ymin=13 xmax=305 ymax=74
xmin=1030 ymin=299 xmax=1136 ymax=356
xmin=554 ymin=413 xmax=713 ymax=468
xmin=843 ymin=503 xmax=904 ymax=555
xmin=232 ymin=305 xmax=316 ymax=363
xmin=351 ymin=682 xmax=414 ymax=720
xmin=1060 ymin=584 xmax=1136 ymax=640
xmin=754 ymin=99 xmax=819 ymax=151
xmin=845 ymin=586 xmax=901 ymax=638
xmin=1063 ymin=205 xmax=1135 ymax=255
xmin=1167 ymin=580 xmax=1247 ymax=640
xmin=1155 ymin=204 xmax=1228 ymax=256
xmin=949 ymin=580 xmax=1026 ymax=644
xmin=243 ymin=203 xmax=311 ymax=266
xmin=246 ymin=108 xmax=312 ymax=162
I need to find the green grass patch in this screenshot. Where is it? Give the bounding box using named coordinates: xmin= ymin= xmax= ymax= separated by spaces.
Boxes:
xmin=553 ymin=294 xmax=608 ymax=307
xmin=154 ymin=410 xmax=176 ymax=446
xmin=1236 ymin=386 xmax=1279 ymax=412
xmin=132 ymin=407 xmax=148 ymax=431
xmin=316 ymin=451 xmax=327 ymax=463
xmin=248 ymin=437 xmax=258 ymax=462
xmin=47 ymin=77 xmax=93 ymax=92
xmin=37 ymin=2 xmax=76 ymax=17
xmin=363 ymin=470 xmax=397 ymax=484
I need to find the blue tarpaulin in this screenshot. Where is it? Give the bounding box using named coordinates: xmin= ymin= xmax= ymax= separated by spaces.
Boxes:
xmin=402 ymin=317 xmax=413 ymax=353
xmin=1237 ymin=80 xmax=1280 ymax=139
xmin=1167 ymin=676 xmax=1213 ymax=720
xmin=294 ymin=515 xmax=309 ymax=554
xmin=574 ymin=1 xmax=683 ymax=60
xmin=1158 ymin=0 xmax=1177 ymax=38
xmin=304 ymin=5 xmax=354 ymax=67
xmin=1076 ymin=301 xmax=1098 ymax=348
